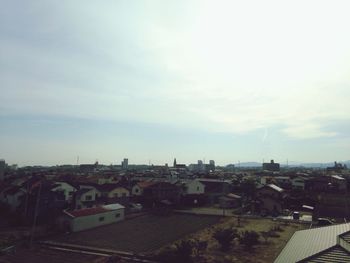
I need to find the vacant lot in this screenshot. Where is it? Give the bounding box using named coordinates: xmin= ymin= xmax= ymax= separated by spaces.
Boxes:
xmin=53 ymin=214 xmax=219 ymax=253
xmin=163 ymin=216 xmax=307 ymax=263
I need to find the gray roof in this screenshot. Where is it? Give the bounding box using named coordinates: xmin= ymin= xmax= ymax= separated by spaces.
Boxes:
xmin=301 ymin=245 xmax=350 ymax=263
xmin=267 ymin=184 xmax=284 ymax=192
xmin=274 ymin=223 xmax=350 ymax=263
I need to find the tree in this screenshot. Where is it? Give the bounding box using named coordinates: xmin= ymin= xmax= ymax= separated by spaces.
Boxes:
xmin=213 ymin=228 xmax=238 ymax=251
xmin=240 ymin=179 xmax=256 ymax=200
xmin=260 ymin=230 xmax=271 ymax=243
xmin=239 ymin=230 xmax=260 ymax=250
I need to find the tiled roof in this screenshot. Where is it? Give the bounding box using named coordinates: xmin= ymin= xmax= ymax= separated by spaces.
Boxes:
xmin=137 ymin=181 xmax=157 ymax=188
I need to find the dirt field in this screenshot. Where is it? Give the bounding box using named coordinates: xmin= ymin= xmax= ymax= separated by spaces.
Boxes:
xmin=53 ymin=214 xmax=220 ymax=253
xmin=163 ymin=216 xmax=307 ymax=263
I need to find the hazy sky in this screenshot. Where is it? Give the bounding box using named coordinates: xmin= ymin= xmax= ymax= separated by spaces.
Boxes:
xmin=1 ymin=0 xmax=350 ymax=166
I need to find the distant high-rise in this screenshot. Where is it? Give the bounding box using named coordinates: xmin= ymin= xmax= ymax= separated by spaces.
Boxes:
xmin=263 ymin=159 xmax=280 ymax=172
xmin=173 ymin=158 xmax=177 ymax=168
xmin=209 ymin=160 xmax=215 ymax=171
xmin=198 ymin=160 xmax=205 ymax=172
xmin=121 ymin=158 xmax=128 ymax=170
xmin=0 ymin=159 xmax=6 ymax=181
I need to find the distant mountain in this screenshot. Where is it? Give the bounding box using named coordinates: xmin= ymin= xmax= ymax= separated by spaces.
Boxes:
xmin=230 ymin=160 xmax=350 ymax=169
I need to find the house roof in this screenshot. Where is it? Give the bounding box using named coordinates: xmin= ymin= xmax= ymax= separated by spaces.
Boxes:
xmin=299 ymin=245 xmax=350 ymax=263
xmin=75 ymin=188 xmax=94 ymax=196
xmin=65 ymin=203 xmax=125 ymax=218
xmin=331 ymin=175 xmax=345 ymax=180
xmin=274 ymin=223 xmax=350 ymax=263
xmin=267 ymin=184 xmax=284 ymax=192
xmin=227 ymin=193 xmax=241 ymax=199
xmin=137 ymin=181 xmax=158 ymax=189
xmin=97 ymin=183 xmax=128 ymax=192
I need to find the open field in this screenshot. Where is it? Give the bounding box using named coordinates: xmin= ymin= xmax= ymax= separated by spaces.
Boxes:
xmin=53 ymin=214 xmax=220 ymax=253
xmin=163 ymin=216 xmax=307 ymax=263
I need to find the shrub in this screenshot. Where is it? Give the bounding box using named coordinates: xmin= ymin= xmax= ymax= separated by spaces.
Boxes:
xmin=239 ymin=230 xmax=260 ymax=250
xmin=213 ymin=228 xmax=238 ymax=251
xmin=156 ymin=240 xmax=196 ymax=263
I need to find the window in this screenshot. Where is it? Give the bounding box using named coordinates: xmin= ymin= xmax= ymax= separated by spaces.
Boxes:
xmin=197 ymin=186 xmax=200 ymax=191
xmin=114 ymin=193 xmax=119 ymax=198
xmin=69 ymin=191 xmax=74 ymax=196
xmin=115 ymin=213 xmax=120 ymax=218
xmin=122 ymin=193 xmax=127 ymax=197
xmin=85 ymin=195 xmax=92 ymax=201
xmin=99 ymin=216 xmax=105 ymax=222
xmin=135 ymin=188 xmax=139 ymax=193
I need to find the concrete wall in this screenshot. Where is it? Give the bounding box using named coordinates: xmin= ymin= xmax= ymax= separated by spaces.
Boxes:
xmin=70 ymin=208 xmax=124 ymax=232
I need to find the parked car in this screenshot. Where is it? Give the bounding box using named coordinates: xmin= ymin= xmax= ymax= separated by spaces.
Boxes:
xmin=129 ymin=203 xmax=143 ymax=213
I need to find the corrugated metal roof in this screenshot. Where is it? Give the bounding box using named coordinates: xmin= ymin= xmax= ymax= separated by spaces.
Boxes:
xmin=267 ymin=184 xmax=284 ymax=192
xmin=301 ymin=245 xmax=350 ymax=263
xmin=274 ymin=223 xmax=350 ymax=263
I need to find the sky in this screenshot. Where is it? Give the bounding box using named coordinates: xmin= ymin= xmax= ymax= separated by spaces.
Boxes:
xmin=1 ymin=0 xmax=350 ymax=166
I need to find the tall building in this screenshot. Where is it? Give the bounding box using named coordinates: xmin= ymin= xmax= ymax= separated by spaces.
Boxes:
xmin=0 ymin=159 xmax=6 ymax=181
xmin=263 ymin=160 xmax=280 ymax=172
xmin=121 ymin=158 xmax=128 ymax=170
xmin=209 ymin=160 xmax=215 ymax=171
xmin=198 ymin=160 xmax=205 ymax=172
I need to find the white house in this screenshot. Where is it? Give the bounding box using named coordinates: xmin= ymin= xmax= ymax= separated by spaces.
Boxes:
xmin=1 ymin=186 xmax=26 ymax=211
xmin=51 ymin=182 xmax=77 ymax=202
xmin=181 ymin=180 xmax=205 ymax=195
xmin=291 ymin=176 xmax=307 ymax=190
xmin=61 ymin=203 xmax=125 ymax=232
xmin=75 ymin=187 xmax=101 ymax=209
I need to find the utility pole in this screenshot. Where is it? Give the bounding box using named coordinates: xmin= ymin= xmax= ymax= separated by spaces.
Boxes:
xmin=30 ymin=182 xmax=42 ymax=248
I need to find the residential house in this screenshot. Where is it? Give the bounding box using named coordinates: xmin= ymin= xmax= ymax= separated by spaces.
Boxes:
xmin=138 ymin=181 xmax=181 ymax=206
xmin=51 ymin=182 xmax=77 ymax=202
xmin=291 ymin=176 xmax=307 ymax=190
xmin=74 ymin=187 xmax=101 ymax=209
xmin=97 ymin=183 xmax=130 ymax=206
xmin=131 ymin=182 xmax=143 ymax=197
xmin=198 ymin=179 xmax=233 ymax=204
xmin=1 ymin=186 xmax=25 ymax=211
xmin=59 ymin=203 xmax=125 ymax=232
xmin=175 ymin=179 xmax=206 ymax=205
xmin=254 ymin=184 xmax=286 ymax=215
xmin=330 ymin=175 xmax=347 ymax=191
xmin=219 ymin=193 xmax=242 ymax=209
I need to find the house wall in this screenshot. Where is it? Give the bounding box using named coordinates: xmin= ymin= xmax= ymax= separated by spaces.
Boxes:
xmin=53 ymin=182 xmax=76 ymax=201
xmin=70 ymin=208 xmax=125 ymax=232
xmin=260 ymin=197 xmax=282 ymax=213
xmin=108 ymin=187 xmax=130 ymax=198
xmin=257 ymin=187 xmax=281 ymax=199
xmin=292 ymin=178 xmax=305 ymax=190
xmin=131 ymin=185 xmax=142 ymax=196
xmin=4 ymin=191 xmax=25 ymax=211
xmin=185 ymin=180 xmax=205 ymax=195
